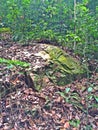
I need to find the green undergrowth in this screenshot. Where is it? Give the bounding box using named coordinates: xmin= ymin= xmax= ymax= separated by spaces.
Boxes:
xmin=0 ymin=57 xmax=30 ymax=67
xmin=0 ymin=27 xmax=10 ymax=33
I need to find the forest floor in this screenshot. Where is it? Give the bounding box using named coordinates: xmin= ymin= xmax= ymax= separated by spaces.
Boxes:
xmin=0 ymin=40 xmax=98 ymax=130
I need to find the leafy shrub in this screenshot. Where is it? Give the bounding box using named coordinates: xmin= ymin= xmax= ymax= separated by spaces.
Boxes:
xmin=0 ymin=57 xmax=30 ymax=67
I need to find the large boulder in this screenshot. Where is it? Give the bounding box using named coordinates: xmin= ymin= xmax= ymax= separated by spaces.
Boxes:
xmin=31 ymin=44 xmax=86 ymax=87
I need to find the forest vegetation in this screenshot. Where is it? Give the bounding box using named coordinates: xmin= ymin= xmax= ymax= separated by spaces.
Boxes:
xmin=0 ymin=0 xmax=98 ymax=129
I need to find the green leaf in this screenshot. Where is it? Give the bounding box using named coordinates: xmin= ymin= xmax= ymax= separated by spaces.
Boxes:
xmin=65 ymin=87 xmax=70 ymax=93
xmin=94 ymin=96 xmax=98 ymax=102
xmin=56 ymin=92 xmax=66 ymax=98
xmin=7 ymin=64 xmax=14 ymax=69
xmin=88 ymin=87 xmax=93 ymax=92
xmin=70 ymin=119 xmax=80 ymax=127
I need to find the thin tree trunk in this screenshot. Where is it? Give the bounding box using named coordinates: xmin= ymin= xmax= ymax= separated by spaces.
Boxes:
xmin=73 ymin=0 xmax=76 ymax=50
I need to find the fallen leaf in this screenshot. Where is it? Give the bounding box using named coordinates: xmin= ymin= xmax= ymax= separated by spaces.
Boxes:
xmin=64 ymin=121 xmax=70 ymax=129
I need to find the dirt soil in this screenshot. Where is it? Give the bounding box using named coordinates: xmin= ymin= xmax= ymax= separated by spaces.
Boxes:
xmin=0 ymin=40 xmax=98 ymax=130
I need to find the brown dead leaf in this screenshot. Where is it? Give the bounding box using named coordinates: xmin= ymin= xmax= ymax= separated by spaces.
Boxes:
xmin=43 ymin=76 xmax=50 ymax=84
xmin=64 ymin=121 xmax=70 ymax=129
xmin=24 ymin=89 xmax=30 ymax=95
xmin=60 ymin=118 xmax=66 ymax=124
xmin=56 ymin=96 xmax=63 ymax=102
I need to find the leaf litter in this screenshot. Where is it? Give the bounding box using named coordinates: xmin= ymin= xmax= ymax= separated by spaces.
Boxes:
xmin=0 ymin=41 xmax=98 ymax=130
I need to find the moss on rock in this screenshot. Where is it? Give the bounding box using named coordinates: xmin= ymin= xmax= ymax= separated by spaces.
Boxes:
xmin=32 ymin=44 xmax=86 ymax=86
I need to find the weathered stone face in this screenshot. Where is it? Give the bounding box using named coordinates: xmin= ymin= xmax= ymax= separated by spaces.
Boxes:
xmin=44 ymin=44 xmax=85 ymax=74
xmin=31 ymin=44 xmax=86 ymax=87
